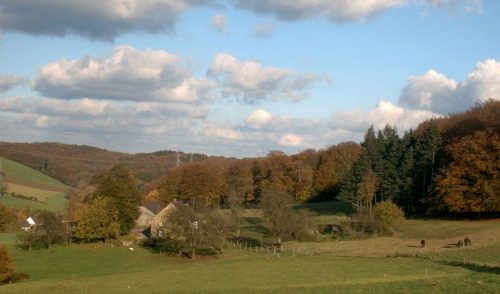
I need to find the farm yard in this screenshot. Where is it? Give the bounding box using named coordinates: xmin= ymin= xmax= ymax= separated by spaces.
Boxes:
xmin=1 ymin=211 xmax=499 ymax=293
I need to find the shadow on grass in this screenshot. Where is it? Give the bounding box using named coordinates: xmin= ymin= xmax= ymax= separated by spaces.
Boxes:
xmin=243 ymin=224 xmax=270 ymax=235
xmin=245 ymin=217 xmax=263 ymax=225
xmin=229 ymin=236 xmax=262 ymax=247
xmin=295 ymin=200 xmax=353 ymax=215
xmin=436 ymin=260 xmax=500 ymax=275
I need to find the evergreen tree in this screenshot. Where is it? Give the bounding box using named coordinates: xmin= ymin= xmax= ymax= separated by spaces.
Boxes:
xmin=414 ymin=122 xmax=442 ymax=212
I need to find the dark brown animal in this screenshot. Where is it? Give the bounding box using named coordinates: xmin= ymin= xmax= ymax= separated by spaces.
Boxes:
xmin=420 ymin=240 xmax=426 ymax=248
xmin=457 ymin=240 xmax=464 ymax=248
xmin=464 ymin=237 xmax=472 ymax=246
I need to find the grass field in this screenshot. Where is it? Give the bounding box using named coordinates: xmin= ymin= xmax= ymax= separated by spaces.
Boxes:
xmin=0 ymin=157 xmax=68 ymax=190
xmin=1 ymin=215 xmax=499 ymax=293
xmin=3 ymin=243 xmax=499 ymax=293
xmin=0 ymin=157 xmax=69 ymax=212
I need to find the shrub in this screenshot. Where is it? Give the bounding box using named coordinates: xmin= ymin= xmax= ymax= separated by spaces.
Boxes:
xmin=0 ymin=245 xmax=29 ymax=285
xmin=373 ymin=201 xmax=405 ymax=235
xmin=0 ymin=204 xmax=17 ymax=233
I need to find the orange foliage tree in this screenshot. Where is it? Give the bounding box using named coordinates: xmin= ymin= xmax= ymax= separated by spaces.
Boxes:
xmin=435 ymin=131 xmax=500 ymax=214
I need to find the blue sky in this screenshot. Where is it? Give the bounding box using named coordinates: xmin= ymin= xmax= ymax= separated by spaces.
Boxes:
xmin=1 ymin=0 xmax=499 ymax=157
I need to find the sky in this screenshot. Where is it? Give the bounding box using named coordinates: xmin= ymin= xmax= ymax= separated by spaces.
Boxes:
xmin=1 ymin=0 xmax=499 ymax=158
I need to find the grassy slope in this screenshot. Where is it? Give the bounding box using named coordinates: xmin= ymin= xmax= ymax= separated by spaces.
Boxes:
xmin=0 ymin=157 xmax=69 ymax=212
xmin=1 ymin=157 xmax=68 ymax=190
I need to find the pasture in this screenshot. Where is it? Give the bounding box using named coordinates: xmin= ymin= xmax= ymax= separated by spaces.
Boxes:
xmin=2 ymin=216 xmax=499 ymax=293
xmin=0 ymin=157 xmax=69 ymax=212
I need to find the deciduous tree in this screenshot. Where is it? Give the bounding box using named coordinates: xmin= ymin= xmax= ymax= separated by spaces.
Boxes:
xmin=75 ymin=198 xmax=121 ymax=242
xmin=95 ymin=164 xmax=141 ymax=234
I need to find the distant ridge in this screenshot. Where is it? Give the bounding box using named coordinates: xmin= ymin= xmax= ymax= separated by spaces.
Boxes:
xmin=0 ymin=142 xmax=207 ymax=187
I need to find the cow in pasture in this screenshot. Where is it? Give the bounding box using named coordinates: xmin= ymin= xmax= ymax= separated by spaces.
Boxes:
xmin=464 ymin=237 xmax=472 ymax=246
xmin=420 ymin=240 xmax=426 ymax=248
xmin=457 ymin=240 xmax=464 ymax=248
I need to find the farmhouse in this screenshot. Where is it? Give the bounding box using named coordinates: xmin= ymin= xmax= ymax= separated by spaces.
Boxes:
xmin=136 ymin=200 xmax=186 ymax=238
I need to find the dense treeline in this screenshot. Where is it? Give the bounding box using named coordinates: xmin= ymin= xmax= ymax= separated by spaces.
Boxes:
xmin=154 ymin=101 xmax=500 ymax=216
xmin=0 ymin=142 xmax=207 ymax=186
xmin=153 ymin=142 xmax=360 ymax=210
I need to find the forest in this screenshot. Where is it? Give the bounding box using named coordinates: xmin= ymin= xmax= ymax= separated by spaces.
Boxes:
xmin=152 ymin=100 xmax=500 ymax=217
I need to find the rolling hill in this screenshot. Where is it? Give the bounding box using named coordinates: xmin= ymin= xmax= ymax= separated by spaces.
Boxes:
xmin=0 ymin=157 xmax=70 ymax=212
xmin=0 ymin=142 xmax=208 ymax=187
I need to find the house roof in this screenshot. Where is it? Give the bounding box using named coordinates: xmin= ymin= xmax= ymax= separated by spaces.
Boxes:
xmin=143 ymin=202 xmax=164 ymax=215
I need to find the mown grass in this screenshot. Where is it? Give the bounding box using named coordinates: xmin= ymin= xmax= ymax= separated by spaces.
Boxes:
xmin=4 ymin=243 xmax=498 ymax=294
xmin=7 ymin=183 xmax=61 ymax=201
xmin=398 ymin=219 xmax=500 ymax=240
xmin=0 ymin=157 xmax=68 ymax=190
xmin=0 ymin=192 xmax=67 ymax=212
xmin=1 ymin=205 xmax=499 ymax=293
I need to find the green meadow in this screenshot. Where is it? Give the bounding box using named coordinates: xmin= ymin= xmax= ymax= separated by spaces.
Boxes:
xmin=2 ymin=217 xmax=499 ymax=293
xmin=0 ymin=157 xmax=69 ymax=212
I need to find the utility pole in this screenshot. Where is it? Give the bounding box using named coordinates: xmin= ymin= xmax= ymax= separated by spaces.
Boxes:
xmin=176 ymin=151 xmax=181 ymax=167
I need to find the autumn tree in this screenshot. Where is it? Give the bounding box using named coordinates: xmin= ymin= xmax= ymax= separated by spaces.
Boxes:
xmin=95 ymin=164 xmax=141 ymax=234
xmin=434 ymin=131 xmax=500 ymax=214
xmin=313 ymin=142 xmax=360 ymax=201
xmin=66 ymin=180 xmax=96 ymax=220
xmin=0 ymin=245 xmax=29 ymax=284
xmin=75 ymin=198 xmax=121 ymax=242
xmin=0 ymin=245 xmax=14 ymax=284
xmin=260 ymin=190 xmax=318 ymax=244
xmin=373 ymin=201 xmax=405 ymax=235
xmin=0 ymin=204 xmax=17 ymax=232
xmin=356 ymin=169 xmax=378 ymax=215
xmin=36 ymin=210 xmax=65 ymax=249
xmin=164 ymin=204 xmax=204 ymax=259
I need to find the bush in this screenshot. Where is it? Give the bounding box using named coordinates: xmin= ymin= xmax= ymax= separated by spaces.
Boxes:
xmin=0 ymin=204 xmax=17 ymax=233
xmin=373 ymin=201 xmax=405 ymax=235
xmin=0 ymin=245 xmax=29 ymax=285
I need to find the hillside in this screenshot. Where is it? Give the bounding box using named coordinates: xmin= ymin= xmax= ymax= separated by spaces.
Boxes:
xmin=0 ymin=157 xmax=69 ymax=212
xmin=0 ymin=142 xmax=208 ymax=187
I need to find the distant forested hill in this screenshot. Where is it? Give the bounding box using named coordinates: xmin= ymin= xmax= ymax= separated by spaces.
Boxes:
xmin=0 ymin=142 xmax=207 ymax=187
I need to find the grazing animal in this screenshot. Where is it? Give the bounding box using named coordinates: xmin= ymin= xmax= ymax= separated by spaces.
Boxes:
xmin=464 ymin=237 xmax=472 ymax=246
xmin=457 ymin=240 xmax=464 ymax=248
xmin=421 ymin=240 xmax=426 ymax=248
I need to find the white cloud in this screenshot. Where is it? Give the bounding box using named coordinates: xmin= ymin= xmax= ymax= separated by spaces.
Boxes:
xmin=204 ymin=126 xmax=243 ymax=140
xmin=208 ymin=53 xmax=328 ymax=103
xmin=278 ymin=134 xmax=302 ymax=147
xmin=233 ymin=0 xmax=405 ymax=23
xmin=245 ymin=109 xmax=273 ymax=128
xmin=0 ymin=0 xmax=210 ymax=40
xmin=332 ymin=100 xmax=440 ymax=132
xmin=211 ymin=14 xmax=227 ymax=33
xmin=34 ymin=45 xmax=213 ymax=103
xmin=399 ymin=58 xmax=500 ymax=114
xmin=0 ymin=75 xmax=23 ymax=93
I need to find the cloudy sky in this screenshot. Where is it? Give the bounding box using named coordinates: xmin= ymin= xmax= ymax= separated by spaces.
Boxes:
xmin=1 ymin=0 xmax=499 ymax=157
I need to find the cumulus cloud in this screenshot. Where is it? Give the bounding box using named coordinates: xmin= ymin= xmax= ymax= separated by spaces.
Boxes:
xmin=331 ymin=100 xmax=440 ymax=132
xmin=0 ymin=0 xmax=210 ymax=40
xmin=233 ymin=0 xmax=404 ymax=23
xmin=0 ymin=75 xmax=23 ymax=93
xmin=34 ymin=45 xmax=214 ymax=103
xmin=399 ymin=58 xmax=500 ymax=114
xmin=245 ymin=108 xmax=273 ymax=128
xmin=211 ymin=14 xmax=227 ymax=33
xmin=208 ymin=53 xmax=328 ymax=103
xmin=278 ymin=134 xmax=302 ymax=147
